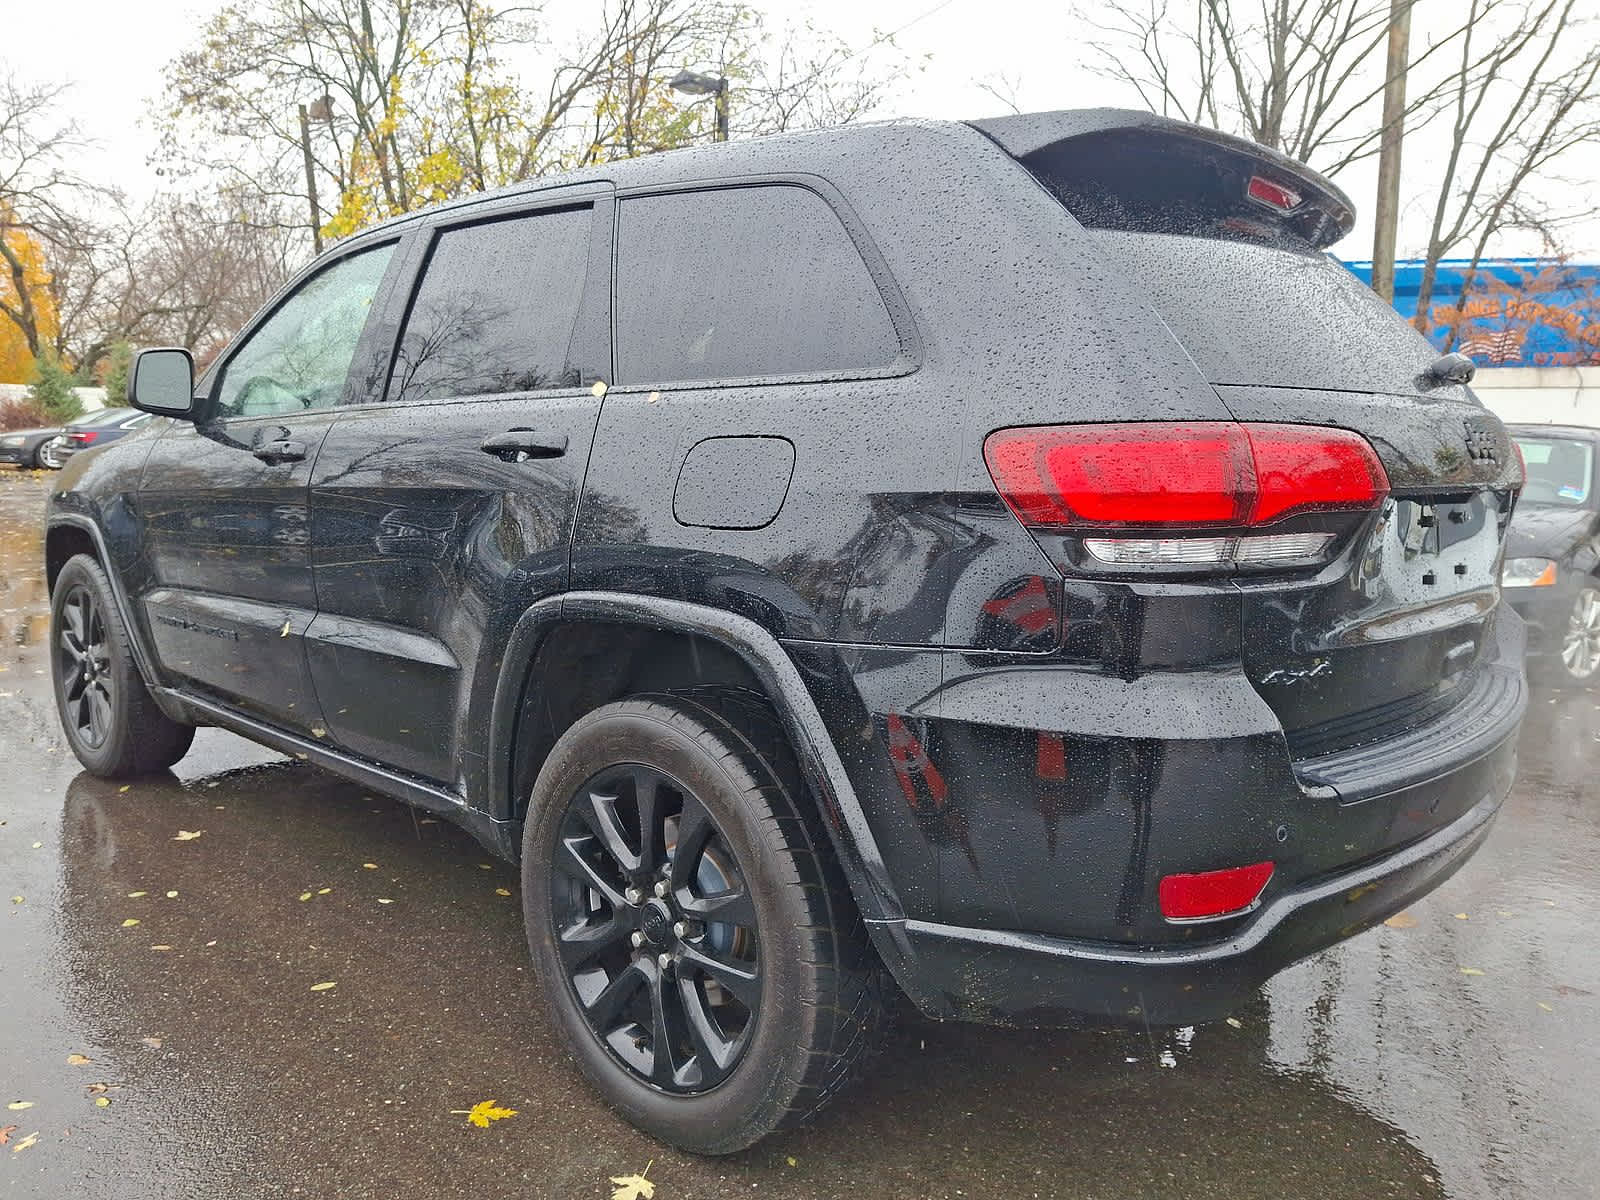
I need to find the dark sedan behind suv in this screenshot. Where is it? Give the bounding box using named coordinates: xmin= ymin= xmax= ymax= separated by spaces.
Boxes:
xmin=1504 ymin=424 xmax=1600 ymax=684
xmin=51 ymin=406 xmax=154 ymax=464
xmin=46 ymin=109 xmax=1525 ymax=1153
xmin=0 ymin=423 xmax=64 ymax=469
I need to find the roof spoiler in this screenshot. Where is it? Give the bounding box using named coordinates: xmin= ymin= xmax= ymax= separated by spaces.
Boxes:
xmin=968 ymin=108 xmax=1356 ymax=249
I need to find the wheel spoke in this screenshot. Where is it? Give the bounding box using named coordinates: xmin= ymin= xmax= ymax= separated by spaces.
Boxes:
xmin=633 ymin=767 xmax=665 ymax=872
xmin=59 ymin=627 xmax=84 ymax=663
xmin=86 ymin=687 xmax=111 ymax=743
xmin=669 ymin=791 xmax=716 ymax=892
xmin=578 ymin=789 xmax=642 ymax=874
xmin=677 ymin=941 xmax=761 ymax=1009
xmin=680 ymin=885 xmax=757 ymax=929
xmin=63 ymin=595 xmax=86 ymax=649
xmin=554 ymin=835 xmax=629 ymax=909
xmin=584 ymin=959 xmax=649 ymax=1031
xmin=556 ymin=913 xmax=633 ymax=970
xmin=647 ymin=964 xmax=689 ymax=1088
xmin=678 ymin=975 xmax=739 ymax=1083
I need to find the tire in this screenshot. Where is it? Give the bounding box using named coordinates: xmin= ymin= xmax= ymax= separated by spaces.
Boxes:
xmin=50 ymin=554 xmax=195 ymax=776
xmin=521 ymin=689 xmax=889 ymax=1154
xmin=36 ymin=437 xmax=65 ymax=470
xmin=1533 ymin=582 xmax=1600 ymax=689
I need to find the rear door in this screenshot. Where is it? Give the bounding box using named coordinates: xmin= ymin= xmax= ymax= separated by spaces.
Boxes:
xmin=138 ymin=240 xmax=401 ymax=733
xmin=978 ymin=115 xmax=1523 ymax=758
xmin=305 ymin=188 xmax=612 ymax=786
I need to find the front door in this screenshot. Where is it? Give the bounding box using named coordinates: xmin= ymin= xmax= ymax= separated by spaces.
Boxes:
xmin=305 ymin=194 xmax=611 ymax=786
xmin=138 ymin=240 xmax=402 ymax=734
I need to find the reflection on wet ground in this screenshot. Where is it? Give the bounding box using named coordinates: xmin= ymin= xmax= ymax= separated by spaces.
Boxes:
xmin=2 ymin=470 xmax=1596 ymax=1199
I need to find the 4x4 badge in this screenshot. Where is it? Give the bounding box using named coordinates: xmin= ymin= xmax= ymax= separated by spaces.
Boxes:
xmin=1463 ymin=421 xmax=1498 ymax=464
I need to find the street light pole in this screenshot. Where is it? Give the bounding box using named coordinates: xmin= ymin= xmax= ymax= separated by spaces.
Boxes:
xmin=1371 ymin=0 xmax=1412 ymax=304
xmin=669 ymin=70 xmax=731 ymax=143
xmin=298 ymin=103 xmax=324 ymax=256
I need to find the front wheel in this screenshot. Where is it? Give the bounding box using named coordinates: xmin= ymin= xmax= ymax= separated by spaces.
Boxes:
xmin=50 ymin=554 xmax=195 ymax=775
xmin=522 ymin=691 xmax=888 ymax=1154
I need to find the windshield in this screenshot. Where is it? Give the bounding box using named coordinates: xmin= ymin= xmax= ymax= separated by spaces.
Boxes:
xmin=1515 ymin=436 xmax=1595 ymax=506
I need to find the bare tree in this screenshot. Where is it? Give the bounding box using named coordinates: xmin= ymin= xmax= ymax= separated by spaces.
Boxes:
xmin=1409 ymin=0 xmax=1600 ymax=343
xmin=1075 ymin=0 xmax=1475 ymax=177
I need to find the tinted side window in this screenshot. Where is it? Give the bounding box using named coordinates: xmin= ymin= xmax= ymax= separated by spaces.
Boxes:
xmin=388 ymin=206 xmax=593 ymax=404
xmin=216 ymin=243 xmax=394 ymax=418
xmin=615 ymin=186 xmax=899 ymax=384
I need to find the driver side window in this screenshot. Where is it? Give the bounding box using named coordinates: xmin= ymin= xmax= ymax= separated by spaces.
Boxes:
xmin=215 ymin=243 xmax=395 ymax=419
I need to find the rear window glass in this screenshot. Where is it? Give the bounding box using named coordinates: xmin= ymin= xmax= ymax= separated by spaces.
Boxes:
xmin=1514 ymin=436 xmax=1594 ymax=505
xmin=389 ymin=206 xmax=593 ymax=404
xmin=1088 ymin=230 xmax=1439 ymax=394
xmin=615 ymin=186 xmax=899 ymax=384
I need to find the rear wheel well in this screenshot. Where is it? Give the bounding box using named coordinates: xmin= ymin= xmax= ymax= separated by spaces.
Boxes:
xmin=509 ymin=622 xmax=772 ymax=823
xmin=46 ymin=526 xmax=97 ymax=594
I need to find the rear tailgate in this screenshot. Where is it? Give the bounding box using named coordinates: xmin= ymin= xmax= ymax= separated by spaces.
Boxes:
xmin=975 ymin=109 xmax=1524 ymax=782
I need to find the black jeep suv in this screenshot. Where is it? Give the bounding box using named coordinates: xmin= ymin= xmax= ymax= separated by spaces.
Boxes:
xmin=46 ymin=109 xmax=1526 ymax=1153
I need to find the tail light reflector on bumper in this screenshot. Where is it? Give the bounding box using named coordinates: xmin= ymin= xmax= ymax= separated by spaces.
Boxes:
xmin=1159 ymin=861 xmax=1275 ymax=922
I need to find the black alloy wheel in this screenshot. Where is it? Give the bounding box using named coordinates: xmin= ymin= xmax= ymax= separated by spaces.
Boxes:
xmin=551 ymin=762 xmax=762 ymax=1093
xmin=522 ymin=690 xmax=889 ymax=1155
xmin=57 ymin=583 xmax=114 ymax=748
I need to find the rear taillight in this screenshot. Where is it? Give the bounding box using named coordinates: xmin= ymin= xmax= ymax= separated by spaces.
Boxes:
xmin=1247 ymin=175 xmax=1302 ymax=212
xmin=983 ymin=422 xmax=1388 ymax=571
xmin=69 ymin=431 xmax=99 ymax=444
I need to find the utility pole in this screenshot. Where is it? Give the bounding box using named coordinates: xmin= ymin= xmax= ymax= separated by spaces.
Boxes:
xmin=1370 ymin=0 xmax=1411 ymax=304
xmin=299 ymin=102 xmax=324 ymax=256
xmin=714 ymin=77 xmax=730 ymax=143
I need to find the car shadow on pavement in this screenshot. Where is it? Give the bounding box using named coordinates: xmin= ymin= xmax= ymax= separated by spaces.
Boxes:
xmin=54 ymin=761 xmax=1445 ymax=1200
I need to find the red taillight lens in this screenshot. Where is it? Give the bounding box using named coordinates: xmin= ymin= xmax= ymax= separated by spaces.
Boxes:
xmin=982 ymin=422 xmax=1388 ymax=531
xmin=1159 ymin=861 xmax=1275 ymax=922
xmin=69 ymin=431 xmax=98 ymax=444
xmin=1247 ymin=175 xmax=1302 ymax=211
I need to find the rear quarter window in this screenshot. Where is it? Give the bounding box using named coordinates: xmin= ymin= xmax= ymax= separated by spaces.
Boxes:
xmin=614 ymin=185 xmax=900 ymax=385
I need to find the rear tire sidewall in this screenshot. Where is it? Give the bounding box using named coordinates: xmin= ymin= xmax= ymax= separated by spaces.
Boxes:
xmin=521 ymin=702 xmax=822 ymax=1154
xmin=51 ymin=557 xmax=144 ymax=774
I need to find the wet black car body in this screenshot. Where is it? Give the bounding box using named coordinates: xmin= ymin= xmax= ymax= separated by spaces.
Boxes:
xmin=1503 ymin=424 xmax=1600 ymax=684
xmin=45 ymin=110 xmax=1525 ymax=1149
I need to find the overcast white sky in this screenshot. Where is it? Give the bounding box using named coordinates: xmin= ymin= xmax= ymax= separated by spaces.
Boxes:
xmin=5 ymin=0 xmax=1598 ymax=264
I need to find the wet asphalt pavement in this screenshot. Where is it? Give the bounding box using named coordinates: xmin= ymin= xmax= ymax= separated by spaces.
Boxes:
xmin=1 ymin=468 xmax=1597 ymax=1200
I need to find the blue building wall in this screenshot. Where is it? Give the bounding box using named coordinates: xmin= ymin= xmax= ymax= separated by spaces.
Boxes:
xmin=1342 ymin=258 xmax=1600 ymax=367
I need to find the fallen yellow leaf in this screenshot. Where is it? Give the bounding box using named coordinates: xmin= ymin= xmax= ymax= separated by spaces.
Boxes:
xmin=94 ymin=1096 xmax=110 ymax=1108
xmin=495 ymin=888 xmax=512 ymax=897
xmin=6 ymin=1102 xmax=33 ymax=1111
xmin=1225 ymin=1017 xmax=1243 ymax=1029
xmin=140 ymin=1037 xmax=162 ymax=1049
xmin=165 ymin=891 xmax=178 ymax=899
xmin=1383 ymin=912 xmax=1418 ymax=929
xmin=455 ymin=1099 xmax=517 ymax=1128
xmin=173 ymin=830 xmax=203 ymax=841
xmin=118 ymin=786 xmax=129 ymax=793
xmin=1460 ymin=967 xmax=1485 ymax=976
xmin=66 ymin=1054 xmax=91 ymax=1066
xmin=309 ymin=981 xmax=337 ymax=992
xmin=121 ymin=919 xmax=140 ymax=928
xmin=150 ymin=945 xmax=173 ymax=952
xmin=362 ymin=863 xmax=378 ymax=870
xmin=298 ymin=892 xmax=312 ymax=902
xmin=126 ymin=891 xmax=147 ymax=898
xmin=317 ymin=887 xmax=331 ymax=895
xmin=9 ymin=1131 xmax=38 ymax=1154
xmin=609 ymin=1161 xmax=655 ymax=1200
xmin=30 ymin=842 xmax=40 ymax=849
xmin=280 ymin=619 xmax=291 ymax=637
xmin=9 ymin=897 xmax=21 ymax=905
xmin=786 ymin=1156 xmax=798 ymax=1167
xmin=377 ymin=898 xmax=394 ymax=905
xmin=1538 ymin=1002 xmax=1554 ymax=1012
xmin=1453 ymin=912 xmax=1469 ymax=920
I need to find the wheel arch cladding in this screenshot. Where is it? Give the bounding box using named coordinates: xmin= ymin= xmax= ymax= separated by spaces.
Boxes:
xmin=490 ymin=592 xmax=908 ymax=927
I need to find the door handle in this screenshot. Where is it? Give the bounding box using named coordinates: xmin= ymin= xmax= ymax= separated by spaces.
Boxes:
xmin=254 ymin=438 xmax=307 ymax=464
xmin=480 ymin=429 xmax=568 ymax=462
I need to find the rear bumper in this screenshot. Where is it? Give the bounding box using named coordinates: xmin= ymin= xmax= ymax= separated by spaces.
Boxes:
xmin=890 ymin=743 xmax=1511 ymax=1026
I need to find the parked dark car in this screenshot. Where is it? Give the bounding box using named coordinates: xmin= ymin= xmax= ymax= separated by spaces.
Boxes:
xmin=44 ymin=109 xmax=1526 ymax=1153
xmin=0 ymin=424 xmax=65 ymax=469
xmin=50 ymin=406 xmax=155 ymax=465
xmin=1504 ymin=424 xmax=1600 ymax=685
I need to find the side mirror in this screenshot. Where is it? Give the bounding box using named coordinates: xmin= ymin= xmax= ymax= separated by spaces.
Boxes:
xmin=129 ymin=348 xmax=197 ymax=418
